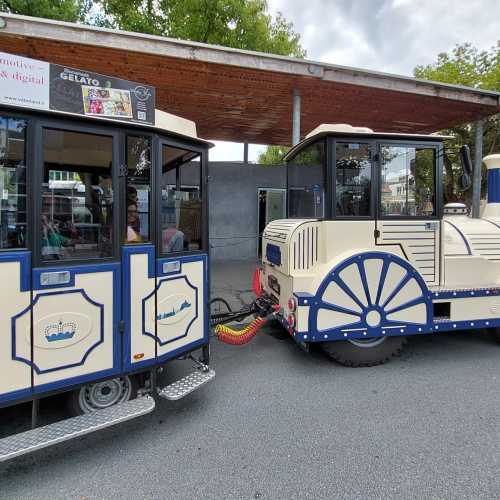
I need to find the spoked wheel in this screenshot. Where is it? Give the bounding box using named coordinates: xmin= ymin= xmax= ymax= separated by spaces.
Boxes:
xmin=68 ymin=376 xmax=138 ymax=416
xmin=312 ymin=252 xmax=429 ymax=367
xmin=320 ymin=336 xmax=407 ymax=367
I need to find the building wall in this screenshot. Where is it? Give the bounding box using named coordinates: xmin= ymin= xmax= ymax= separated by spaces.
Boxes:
xmin=208 ymin=162 xmax=286 ymax=261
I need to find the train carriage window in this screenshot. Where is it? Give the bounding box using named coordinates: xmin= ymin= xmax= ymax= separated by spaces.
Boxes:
xmin=126 ymin=136 xmax=151 ymax=243
xmin=335 ymin=142 xmax=372 ymax=216
xmin=380 ymin=145 xmax=436 ymax=217
xmin=0 ymin=117 xmax=27 ymax=249
xmin=41 ymin=128 xmax=114 ymax=261
xmin=288 ymin=140 xmax=325 ymax=218
xmin=160 ymin=145 xmax=201 ymax=254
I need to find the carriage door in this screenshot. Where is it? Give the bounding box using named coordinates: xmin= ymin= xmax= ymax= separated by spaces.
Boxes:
xmin=24 ymin=125 xmax=121 ymax=393
xmin=0 ymin=115 xmax=32 ymax=405
xmin=149 ymin=141 xmax=207 ymax=362
xmin=376 ymin=144 xmax=441 ymax=286
xmin=122 ymin=134 xmax=157 ymax=371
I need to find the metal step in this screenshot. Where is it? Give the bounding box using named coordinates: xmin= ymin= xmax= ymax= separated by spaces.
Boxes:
xmin=0 ymin=396 xmax=155 ymax=463
xmin=159 ymin=368 xmax=215 ymax=401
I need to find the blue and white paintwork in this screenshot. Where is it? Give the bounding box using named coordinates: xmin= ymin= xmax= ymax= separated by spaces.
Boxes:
xmin=292 ymin=252 xmax=432 ymax=342
xmin=0 ymin=245 xmax=209 ymax=406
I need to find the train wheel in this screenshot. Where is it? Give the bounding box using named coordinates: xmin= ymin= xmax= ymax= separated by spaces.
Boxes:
xmin=320 ymin=336 xmax=407 ymax=367
xmin=311 ymin=252 xmax=428 ymax=366
xmin=67 ymin=376 xmax=138 ymax=416
xmin=489 ymin=327 xmax=500 ymax=343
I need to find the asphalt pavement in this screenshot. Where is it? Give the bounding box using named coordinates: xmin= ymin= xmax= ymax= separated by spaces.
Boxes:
xmin=1 ymin=261 xmax=500 ymax=499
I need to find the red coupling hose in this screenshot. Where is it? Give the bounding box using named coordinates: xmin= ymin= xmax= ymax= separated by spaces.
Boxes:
xmin=214 ymin=316 xmax=267 ymax=345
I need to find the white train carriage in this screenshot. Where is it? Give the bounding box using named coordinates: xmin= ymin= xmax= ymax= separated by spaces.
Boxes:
xmin=260 ymin=124 xmax=500 ymax=366
xmin=0 ymin=53 xmax=214 ymax=461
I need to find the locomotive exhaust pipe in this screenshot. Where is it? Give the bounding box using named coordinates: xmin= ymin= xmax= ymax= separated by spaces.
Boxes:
xmin=483 ymin=154 xmax=500 ymax=217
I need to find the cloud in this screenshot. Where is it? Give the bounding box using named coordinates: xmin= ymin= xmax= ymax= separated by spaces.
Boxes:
xmin=209 ymin=1 xmax=499 ymax=155
xmin=267 ymin=0 xmax=500 ymax=75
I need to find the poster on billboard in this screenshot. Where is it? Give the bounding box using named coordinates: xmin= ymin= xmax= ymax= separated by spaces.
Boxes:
xmin=0 ymin=52 xmax=50 ymax=110
xmin=0 ymin=52 xmax=156 ymax=125
xmin=49 ymin=64 xmax=155 ymax=124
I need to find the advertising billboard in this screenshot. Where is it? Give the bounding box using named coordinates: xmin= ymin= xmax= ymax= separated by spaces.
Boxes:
xmin=0 ymin=52 xmax=155 ymax=125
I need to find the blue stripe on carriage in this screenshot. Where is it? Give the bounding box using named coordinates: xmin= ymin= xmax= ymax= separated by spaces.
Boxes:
xmin=430 ymin=288 xmax=500 ymax=299
xmin=294 ymin=316 xmax=500 ymax=342
xmin=122 ymin=248 xmax=209 ymax=370
xmin=11 ymin=262 xmax=123 ymax=394
xmin=488 ymin=169 xmax=500 ymax=203
xmin=22 ymin=264 xmax=121 ymax=388
xmin=443 ymin=220 xmax=472 ymax=255
xmin=33 ymin=366 xmax=124 ymax=397
xmin=294 ymin=292 xmax=315 ymax=306
xmin=0 ymin=386 xmax=32 ymax=405
xmin=154 ymin=254 xmax=209 ymax=360
xmin=0 ymin=251 xmax=31 ymax=292
xmin=122 ymin=244 xmax=156 ymax=371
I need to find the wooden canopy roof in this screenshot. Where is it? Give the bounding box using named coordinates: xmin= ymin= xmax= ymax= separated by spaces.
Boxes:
xmin=0 ymin=12 xmax=499 ymax=146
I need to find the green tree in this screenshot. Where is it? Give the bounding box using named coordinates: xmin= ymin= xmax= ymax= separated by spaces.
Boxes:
xmin=0 ymin=0 xmax=91 ymax=22
xmin=96 ymin=0 xmax=305 ymax=58
xmin=415 ymin=42 xmax=500 ymax=91
xmin=258 ymin=145 xmax=289 ymax=165
xmin=0 ymin=0 xmax=304 ymax=58
xmin=414 ymin=42 xmax=500 ymax=203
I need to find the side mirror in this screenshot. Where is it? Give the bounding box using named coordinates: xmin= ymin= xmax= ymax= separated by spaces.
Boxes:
xmin=458 ymin=145 xmax=472 ymax=191
xmin=458 ymin=173 xmax=471 ymax=191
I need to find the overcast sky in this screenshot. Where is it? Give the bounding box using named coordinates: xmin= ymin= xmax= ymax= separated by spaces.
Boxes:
xmin=211 ymin=0 xmax=500 ymax=161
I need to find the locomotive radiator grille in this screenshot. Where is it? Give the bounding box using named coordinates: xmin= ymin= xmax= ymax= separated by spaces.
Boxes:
xmin=467 ymin=232 xmax=500 ymax=260
xmin=379 ymin=222 xmax=439 ymax=285
xmin=292 ymin=224 xmax=320 ymax=271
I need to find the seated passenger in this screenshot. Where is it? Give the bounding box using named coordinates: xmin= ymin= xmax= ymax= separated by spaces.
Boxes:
xmin=126 ymin=202 xmax=143 ymax=243
xmin=162 ymin=227 xmax=184 ymax=253
xmin=41 ymin=215 xmax=71 ymax=259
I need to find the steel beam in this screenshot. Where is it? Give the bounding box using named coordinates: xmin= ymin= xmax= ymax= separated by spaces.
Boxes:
xmin=472 ymin=119 xmax=484 ymax=218
xmin=243 ymin=142 xmax=249 ymax=164
xmin=0 ymin=12 xmax=498 ymax=107
xmin=292 ymin=90 xmax=301 ymax=146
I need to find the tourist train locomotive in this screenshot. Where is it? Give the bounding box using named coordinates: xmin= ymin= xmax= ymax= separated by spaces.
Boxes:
xmin=255 ymin=124 xmax=500 ymax=366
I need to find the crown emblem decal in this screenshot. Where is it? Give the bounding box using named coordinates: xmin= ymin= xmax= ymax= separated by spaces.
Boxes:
xmin=45 ymin=320 xmax=76 ymax=342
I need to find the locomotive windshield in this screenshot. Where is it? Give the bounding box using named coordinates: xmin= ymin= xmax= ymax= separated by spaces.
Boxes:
xmin=286 ymin=133 xmax=440 ymax=219
xmin=379 ymin=145 xmax=436 ymax=217
xmin=287 ymin=139 xmax=325 ymax=218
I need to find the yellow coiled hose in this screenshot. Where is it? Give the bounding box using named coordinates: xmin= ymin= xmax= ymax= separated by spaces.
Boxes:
xmin=214 ymin=317 xmax=267 ymax=345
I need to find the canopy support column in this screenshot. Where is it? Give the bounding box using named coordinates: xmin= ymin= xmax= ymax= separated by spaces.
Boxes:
xmin=292 ymin=89 xmax=301 ymax=146
xmin=243 ymin=142 xmax=249 ymax=164
xmin=472 ymin=119 xmax=484 ymax=218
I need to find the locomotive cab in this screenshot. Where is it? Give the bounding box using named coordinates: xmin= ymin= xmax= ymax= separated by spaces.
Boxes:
xmin=260 ymin=124 xmax=500 ymax=366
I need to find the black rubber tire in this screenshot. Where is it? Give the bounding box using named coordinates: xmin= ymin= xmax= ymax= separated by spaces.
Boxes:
xmin=488 ymin=327 xmax=500 ymax=343
xmin=265 ymin=318 xmax=290 ymax=340
xmin=67 ymin=375 xmax=138 ymax=416
xmin=320 ymin=336 xmax=408 ymax=367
